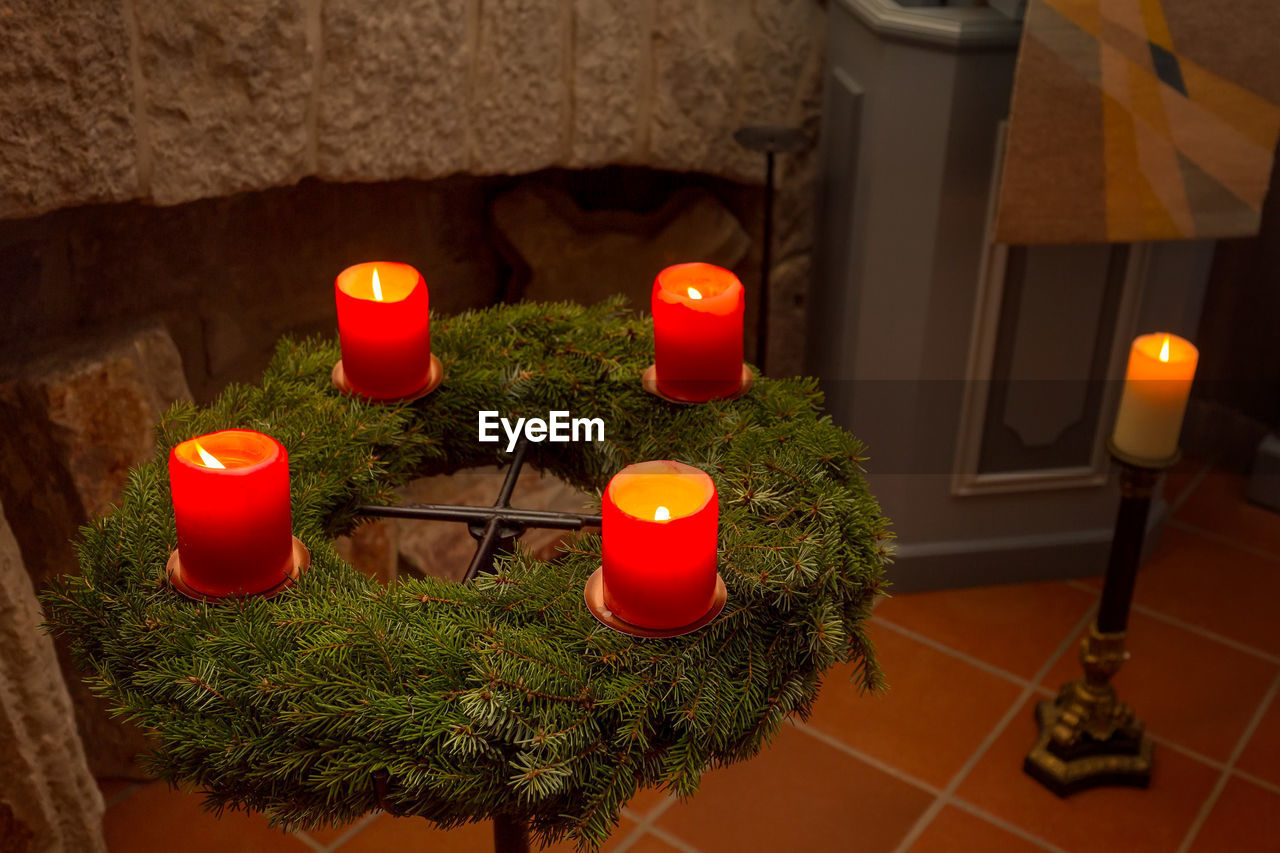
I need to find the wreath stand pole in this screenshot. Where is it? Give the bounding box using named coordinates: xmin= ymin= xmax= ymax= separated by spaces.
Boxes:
xmin=1025 ymin=442 xmax=1177 ymax=795
xmin=732 ymin=124 xmax=808 ymax=374
xmin=493 ymin=814 xmax=531 ymax=853
xmin=364 ymin=439 xmax=593 ymax=850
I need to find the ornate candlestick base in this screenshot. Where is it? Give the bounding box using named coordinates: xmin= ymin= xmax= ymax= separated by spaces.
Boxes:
xmin=1024 ymin=624 xmax=1153 ymax=795
xmin=1025 ymin=441 xmax=1174 ymax=796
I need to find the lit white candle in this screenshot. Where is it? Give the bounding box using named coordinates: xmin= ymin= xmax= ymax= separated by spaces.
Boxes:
xmin=1111 ymin=332 xmax=1199 ymax=461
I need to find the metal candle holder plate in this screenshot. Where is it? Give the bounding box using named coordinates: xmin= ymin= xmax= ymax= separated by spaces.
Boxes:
xmin=167 ymin=536 xmax=310 ymax=602
xmin=584 ymin=566 xmax=727 ymax=638
xmin=641 ymin=364 xmax=754 ymax=405
xmin=332 ymin=353 xmax=444 ymax=404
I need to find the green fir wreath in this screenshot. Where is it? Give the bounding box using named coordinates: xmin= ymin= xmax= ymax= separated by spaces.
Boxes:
xmin=43 ymin=298 xmax=890 ymax=849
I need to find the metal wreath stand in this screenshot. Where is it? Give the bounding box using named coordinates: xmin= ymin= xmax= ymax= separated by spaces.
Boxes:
xmin=359 ymin=437 xmax=599 ymax=853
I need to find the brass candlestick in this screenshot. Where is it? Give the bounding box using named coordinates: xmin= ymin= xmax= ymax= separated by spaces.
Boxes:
xmin=1025 ymin=441 xmax=1178 ymax=796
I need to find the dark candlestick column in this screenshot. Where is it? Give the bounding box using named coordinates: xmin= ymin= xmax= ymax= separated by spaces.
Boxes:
xmin=1095 ymin=466 xmax=1159 ymax=633
xmin=1024 ymin=449 xmax=1174 ymax=797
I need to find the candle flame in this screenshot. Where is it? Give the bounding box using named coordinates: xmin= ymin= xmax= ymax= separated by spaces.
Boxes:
xmin=371 ymin=268 xmax=384 ymax=302
xmin=1159 ymin=334 xmax=1170 ymax=363
xmin=687 ymin=287 xmax=703 ymax=300
xmin=653 ymin=506 xmax=671 ymax=521
xmin=194 ymin=440 xmax=225 ymax=469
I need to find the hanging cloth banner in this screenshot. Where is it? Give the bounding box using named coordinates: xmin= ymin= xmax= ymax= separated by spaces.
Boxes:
xmin=994 ymin=0 xmax=1280 ymax=245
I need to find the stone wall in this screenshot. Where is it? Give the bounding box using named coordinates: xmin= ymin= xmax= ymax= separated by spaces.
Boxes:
xmin=0 ymin=504 xmax=106 ymax=852
xmin=0 ymin=0 xmax=824 ymax=219
xmin=0 ymin=323 xmax=194 ymax=778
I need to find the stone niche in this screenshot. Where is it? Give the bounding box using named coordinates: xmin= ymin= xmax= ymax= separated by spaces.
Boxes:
xmin=0 ymin=0 xmax=825 ymax=802
xmin=0 ymin=168 xmax=772 ymax=401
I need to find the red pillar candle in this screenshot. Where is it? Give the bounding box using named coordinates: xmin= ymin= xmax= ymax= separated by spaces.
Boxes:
xmin=168 ymin=429 xmax=294 ymax=597
xmin=601 ymin=460 xmax=718 ymax=629
xmin=651 ymin=262 xmax=745 ymax=402
xmin=334 ymin=261 xmax=432 ymax=399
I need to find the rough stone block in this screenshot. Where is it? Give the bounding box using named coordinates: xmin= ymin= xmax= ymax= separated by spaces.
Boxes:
xmin=492 ymin=183 xmax=749 ymax=309
xmin=317 ymin=0 xmax=469 ymax=181
xmin=0 ymin=322 xmax=191 ymax=586
xmin=470 ymin=0 xmax=570 ymax=174
xmin=648 ymin=0 xmax=743 ymax=177
xmin=134 ymin=0 xmax=312 ymax=205
xmin=0 ymin=322 xmax=192 ymax=777
xmin=0 ymin=1 xmax=137 ymax=219
xmin=335 ymin=520 xmax=398 ymax=586
xmin=570 ymin=0 xmax=645 ymax=166
xmin=0 ymin=503 xmax=106 ymax=852
xmin=733 ymin=0 xmax=821 ymax=128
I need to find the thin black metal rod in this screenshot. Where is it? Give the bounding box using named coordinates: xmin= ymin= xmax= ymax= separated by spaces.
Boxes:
xmin=356 ymin=503 xmax=601 ymax=530
xmin=757 ymin=150 xmax=774 ymax=374
xmin=494 ymin=439 xmax=529 ymax=508
xmin=464 ymin=516 xmax=505 ymax=582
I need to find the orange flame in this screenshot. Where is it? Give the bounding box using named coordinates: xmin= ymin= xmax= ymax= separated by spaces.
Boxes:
xmin=687 ymin=287 xmax=703 ymax=300
xmin=653 ymin=506 xmax=671 ymax=521
xmin=194 ymin=440 xmax=225 ymax=469
xmin=1159 ymin=334 xmax=1171 ymax=363
xmin=371 ymin=268 xmax=384 ymax=301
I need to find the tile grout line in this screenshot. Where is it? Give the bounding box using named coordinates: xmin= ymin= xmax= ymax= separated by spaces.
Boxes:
xmin=888 ymin=604 xmax=1099 ymax=853
xmin=1167 ymin=517 xmax=1280 ymax=564
xmin=1128 ymin=601 xmax=1280 ymax=664
xmin=875 ymin=614 xmax=1069 ymax=703
xmin=870 ymin=615 xmax=1051 ymax=689
xmin=1146 ymin=732 xmax=1227 ymax=773
xmin=791 ymin=720 xmax=942 ymax=796
xmin=322 ymin=811 xmax=382 ymax=852
xmin=644 ymin=822 xmax=704 ymax=853
xmin=614 ymin=794 xmax=700 ymax=853
xmin=102 ymin=781 xmax=142 ymax=810
xmin=1233 ymin=768 xmax=1280 ymax=798
xmin=792 ymin=719 xmax=1065 ymax=853
xmin=292 ymin=828 xmax=326 ymax=853
xmin=945 ymin=797 xmax=1069 ymax=853
xmin=1166 ymin=462 xmax=1213 ymax=516
xmin=1176 ymin=669 xmax=1280 ymax=853
xmin=1061 ymin=578 xmax=1280 ymax=665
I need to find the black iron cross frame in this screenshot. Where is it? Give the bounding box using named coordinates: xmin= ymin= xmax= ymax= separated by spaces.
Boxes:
xmin=355 ymin=438 xmax=599 ymax=853
xmin=356 ymin=438 xmax=602 ymax=583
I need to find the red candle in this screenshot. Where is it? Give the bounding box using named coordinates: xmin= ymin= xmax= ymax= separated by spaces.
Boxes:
xmin=651 ymin=262 xmax=745 ymax=402
xmin=334 ymin=261 xmax=432 ymax=399
xmin=168 ymin=429 xmax=293 ymax=597
xmin=601 ymin=460 xmax=718 ymax=629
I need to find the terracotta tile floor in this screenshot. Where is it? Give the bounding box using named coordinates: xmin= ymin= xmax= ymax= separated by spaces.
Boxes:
xmin=98 ymin=462 xmax=1280 ymax=851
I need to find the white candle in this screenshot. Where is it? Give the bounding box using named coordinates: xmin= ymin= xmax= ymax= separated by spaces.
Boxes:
xmin=1111 ymin=332 xmax=1199 ymax=461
